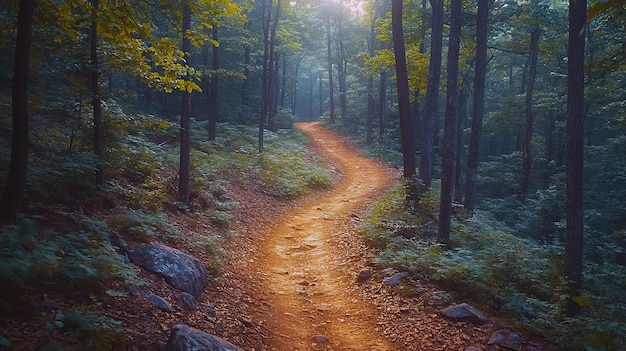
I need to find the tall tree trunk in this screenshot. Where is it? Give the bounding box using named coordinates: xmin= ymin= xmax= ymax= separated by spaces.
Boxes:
xmin=419 ymin=0 xmax=444 ymax=190
xmin=267 ymin=0 xmax=281 ymax=132
xmin=259 ymin=0 xmax=272 ymax=152
xmin=326 ymin=21 xmax=335 ymax=124
xmin=565 ymin=0 xmax=586 ymax=317
xmin=208 ymin=26 xmax=219 ymax=141
xmin=268 ymin=52 xmax=279 ymax=131
xmin=0 ymin=0 xmax=34 ymax=225
xmin=178 ymin=2 xmax=192 ymax=204
xmin=519 ymin=29 xmax=540 ymax=198
xmin=241 ymin=42 xmax=250 ymax=124
xmin=308 ymin=72 xmax=314 ymax=121
xmin=292 ymin=60 xmax=300 ymax=117
xmin=437 ymin=0 xmax=462 ymax=246
xmin=366 ymin=75 xmax=374 ymax=143
xmin=464 ymin=0 xmax=488 ymax=214
xmin=391 ymin=0 xmax=418 ymax=207
xmin=337 ymin=16 xmax=348 ymax=122
xmin=454 ymin=87 xmax=466 ymax=203
xmin=241 ymin=46 xmax=250 ymax=106
xmin=281 ymin=55 xmax=287 ymax=109
xmin=366 ymin=2 xmax=377 ymax=144
xmin=378 ymin=70 xmax=387 ymax=139
xmin=90 ymin=0 xmax=104 ymax=188
xmin=318 ymin=71 xmax=323 ymax=118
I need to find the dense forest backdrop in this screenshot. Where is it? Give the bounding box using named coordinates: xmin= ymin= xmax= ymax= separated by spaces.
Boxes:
xmin=0 ymin=0 xmax=625 ymax=349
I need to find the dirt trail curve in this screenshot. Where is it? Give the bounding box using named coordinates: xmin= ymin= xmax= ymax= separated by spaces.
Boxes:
xmin=256 ymin=122 xmax=398 ymax=350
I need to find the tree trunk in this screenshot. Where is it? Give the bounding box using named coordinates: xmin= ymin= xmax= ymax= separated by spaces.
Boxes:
xmin=326 ymin=21 xmax=336 ymax=124
xmin=464 ymin=0 xmax=488 ymax=214
xmin=437 ymin=0 xmax=462 ymax=246
xmin=267 ymin=0 xmax=281 ymax=132
xmin=90 ymin=0 xmax=104 ymax=188
xmin=259 ymin=0 xmax=272 ymax=152
xmin=337 ymin=16 xmax=348 ymax=122
xmin=454 ymin=87 xmax=466 ymax=203
xmin=519 ymin=29 xmax=540 ymax=198
xmin=241 ymin=47 xmax=250 ymax=107
xmin=564 ymin=0 xmax=586 ymax=317
xmin=419 ymin=0 xmax=444 ymax=190
xmin=0 ymin=0 xmax=34 ymax=225
xmin=378 ymin=70 xmax=387 ymax=139
xmin=366 ymin=3 xmax=377 ymax=144
xmin=318 ymin=71 xmax=323 ymax=118
xmin=391 ymin=0 xmax=419 ymax=207
xmin=281 ymin=55 xmax=287 ymax=109
xmin=308 ymin=72 xmax=314 ymax=121
xmin=241 ymin=43 xmax=250 ymax=117
xmin=178 ymin=2 xmax=192 ymax=204
xmin=208 ymin=26 xmax=219 ymax=141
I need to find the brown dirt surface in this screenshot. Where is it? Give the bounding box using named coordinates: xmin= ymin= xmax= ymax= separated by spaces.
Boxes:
xmin=0 ymin=122 xmax=552 ymax=351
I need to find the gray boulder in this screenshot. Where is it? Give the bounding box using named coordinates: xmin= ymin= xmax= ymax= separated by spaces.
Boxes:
xmin=442 ymin=303 xmax=488 ymax=325
xmin=129 ymin=243 xmax=207 ymax=298
xmin=383 ymin=272 xmax=409 ymax=286
xmin=487 ymin=329 xmax=522 ymax=351
xmin=145 ymin=293 xmax=174 ymax=312
xmin=166 ymin=324 xmax=240 ymax=351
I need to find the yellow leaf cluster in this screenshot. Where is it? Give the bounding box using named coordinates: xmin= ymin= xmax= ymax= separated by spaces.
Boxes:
xmin=39 ymin=0 xmax=242 ymax=94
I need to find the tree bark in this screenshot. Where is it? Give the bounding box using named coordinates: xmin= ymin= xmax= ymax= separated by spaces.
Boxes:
xmin=454 ymin=87 xmax=466 ymax=203
xmin=178 ymin=2 xmax=192 ymax=204
xmin=90 ymin=0 xmax=104 ymax=188
xmin=337 ymin=16 xmax=347 ymax=122
xmin=564 ymin=0 xmax=586 ymax=317
xmin=267 ymin=0 xmax=281 ymax=131
xmin=437 ymin=0 xmax=462 ymax=246
xmin=0 ymin=0 xmax=35 ymax=225
xmin=419 ymin=0 xmax=444 ymax=190
xmin=208 ymin=26 xmax=219 ymax=141
xmin=326 ymin=21 xmax=336 ymax=124
xmin=366 ymin=2 xmax=377 ymax=144
xmin=519 ymin=29 xmax=540 ymax=198
xmin=241 ymin=44 xmax=250 ymax=108
xmin=378 ymin=70 xmax=387 ymax=139
xmin=318 ymin=71 xmax=323 ymax=118
xmin=391 ymin=0 xmax=418 ymax=207
xmin=464 ymin=0 xmax=488 ymax=214
xmin=259 ymin=0 xmax=272 ymax=152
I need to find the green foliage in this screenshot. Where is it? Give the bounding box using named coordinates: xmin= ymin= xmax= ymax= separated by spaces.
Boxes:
xmin=0 ymin=218 xmax=137 ymax=310
xmin=363 ymin=186 xmax=626 ymax=350
xmin=108 ymin=209 xmax=182 ymax=243
xmin=39 ymin=308 xmax=130 ymax=351
xmin=186 ymin=235 xmax=224 ymax=279
xmin=193 ymin=124 xmax=333 ymax=199
xmin=102 ymin=103 xmax=174 ymax=212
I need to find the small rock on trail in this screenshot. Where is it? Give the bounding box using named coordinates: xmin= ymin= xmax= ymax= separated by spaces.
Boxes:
xmin=166 ymin=324 xmax=241 ymax=351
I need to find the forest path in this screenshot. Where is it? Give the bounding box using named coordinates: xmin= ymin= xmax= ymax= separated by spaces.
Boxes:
xmin=255 ymin=122 xmax=398 ymax=350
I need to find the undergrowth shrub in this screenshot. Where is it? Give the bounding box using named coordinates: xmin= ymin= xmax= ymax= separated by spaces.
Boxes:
xmin=363 ymin=186 xmax=626 ymax=350
xmin=186 ymin=235 xmax=224 ymax=279
xmin=193 ymin=124 xmax=332 ymax=198
xmin=39 ymin=308 xmax=129 ymax=351
xmin=0 ymin=218 xmax=137 ymax=314
xmin=260 ymin=130 xmax=333 ymax=198
xmin=108 ymin=209 xmax=182 ymax=243
xmin=25 ymin=151 xmax=98 ymax=210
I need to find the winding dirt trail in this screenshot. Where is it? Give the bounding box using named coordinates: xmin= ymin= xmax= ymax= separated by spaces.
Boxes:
xmin=256 ymin=122 xmax=398 ymax=350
